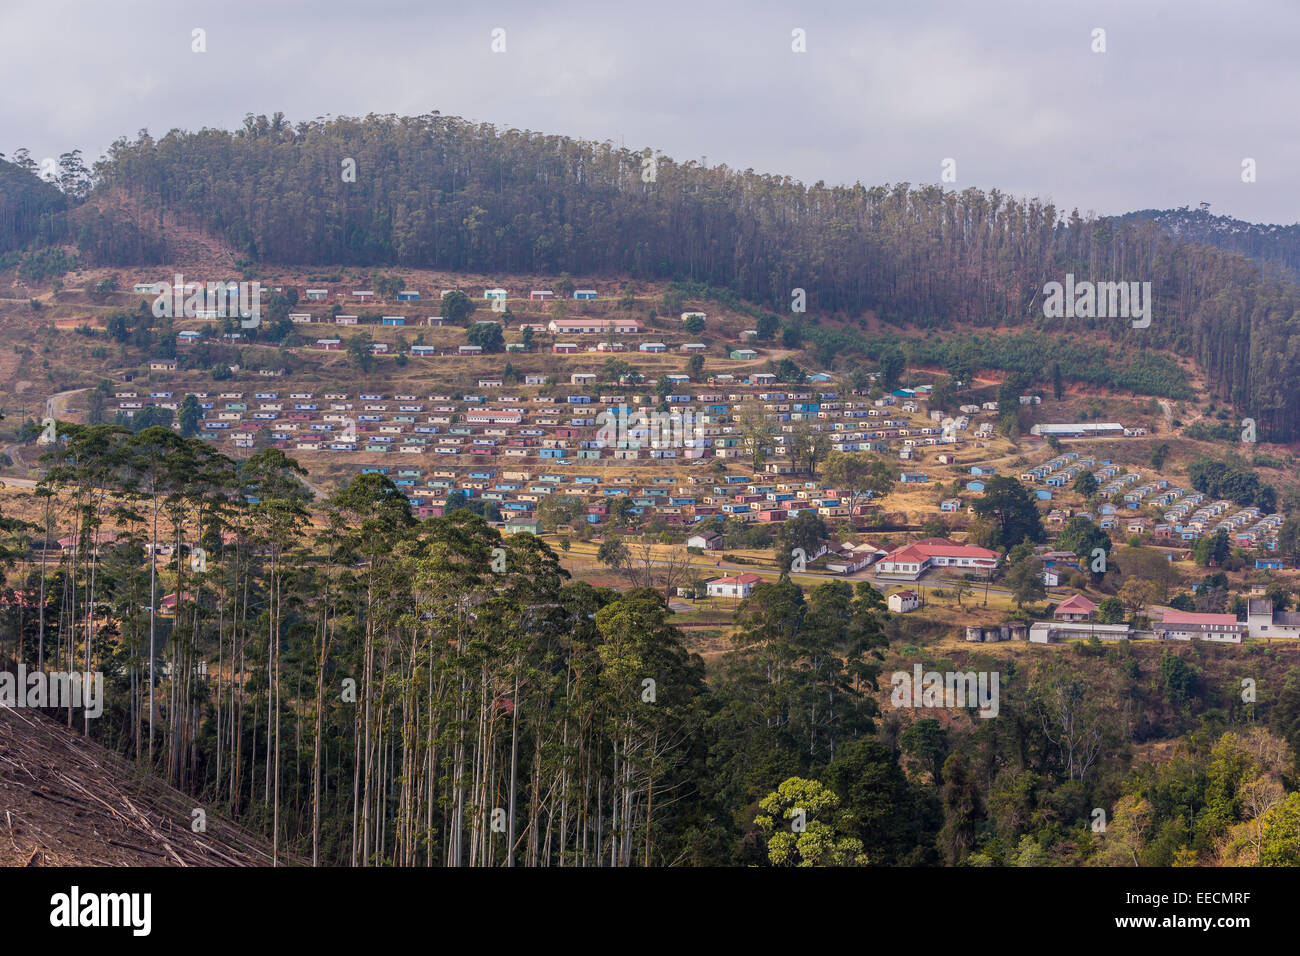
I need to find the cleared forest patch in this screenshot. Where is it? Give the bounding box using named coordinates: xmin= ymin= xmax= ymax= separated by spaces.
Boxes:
xmin=0 ymin=701 xmax=286 ymax=867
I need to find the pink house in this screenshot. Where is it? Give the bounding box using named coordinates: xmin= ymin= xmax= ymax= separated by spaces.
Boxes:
xmin=1054 ymin=594 xmax=1097 ymax=622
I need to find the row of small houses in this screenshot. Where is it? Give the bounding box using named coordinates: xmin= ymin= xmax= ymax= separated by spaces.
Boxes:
xmin=1019 ymin=455 xmax=1284 ymax=549
xmin=966 ymin=595 xmax=1300 ymax=645
xmin=116 ymin=384 xmax=925 ymax=517
xmin=121 ymin=382 xmax=961 ymax=464
xmin=113 ymin=397 xmax=1162 ymax=540
xmin=408 ymin=472 xmax=876 ymax=524
xmin=176 ymin=330 xmax=738 ymax=361
xmin=294 ymin=287 xmax=611 ymax=302
xmin=175 ymin=307 xmax=718 ymax=339
xmin=118 ymin=373 xmax=1205 ymax=537
xmin=135 ymin=284 xmax=609 ymax=303
xmin=116 ymin=379 xmax=1288 ymax=551
xmin=220 ymin=316 xmax=657 ymax=334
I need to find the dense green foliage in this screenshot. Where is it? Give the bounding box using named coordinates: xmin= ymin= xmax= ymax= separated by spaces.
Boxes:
xmin=971 ymin=476 xmax=1045 ymax=550
xmin=0 ymin=156 xmax=68 ymax=253
xmin=1188 ymin=457 xmax=1277 ymax=511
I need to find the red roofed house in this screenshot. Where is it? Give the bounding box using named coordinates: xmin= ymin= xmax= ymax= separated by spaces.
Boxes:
xmin=1053 ymin=594 xmax=1097 ymax=622
xmin=874 ymin=538 xmax=999 ymax=580
xmin=158 ymin=592 xmax=195 ymax=616
xmin=1153 ymin=610 xmax=1245 ymax=644
xmin=706 ymin=572 xmax=762 ymax=600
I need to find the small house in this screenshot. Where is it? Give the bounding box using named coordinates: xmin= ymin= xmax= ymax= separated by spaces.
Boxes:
xmin=1053 ymin=594 xmax=1096 ymax=622
xmin=706 ymin=572 xmax=762 ymax=600
xmin=887 ymin=590 xmax=920 ymax=613
xmin=687 ymin=530 xmax=723 ymax=550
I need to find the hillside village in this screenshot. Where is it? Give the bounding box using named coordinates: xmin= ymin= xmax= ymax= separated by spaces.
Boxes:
xmin=4 ymin=273 xmax=1297 ymax=656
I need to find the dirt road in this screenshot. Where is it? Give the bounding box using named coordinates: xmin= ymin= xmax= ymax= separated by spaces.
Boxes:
xmin=0 ymin=387 xmax=90 ymax=482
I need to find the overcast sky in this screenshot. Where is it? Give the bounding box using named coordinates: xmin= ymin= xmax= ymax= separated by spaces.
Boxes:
xmin=2 ymin=0 xmax=1296 ymax=223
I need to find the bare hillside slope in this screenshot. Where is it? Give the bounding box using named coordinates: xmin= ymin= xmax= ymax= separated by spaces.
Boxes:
xmin=0 ymin=704 xmax=284 ymax=867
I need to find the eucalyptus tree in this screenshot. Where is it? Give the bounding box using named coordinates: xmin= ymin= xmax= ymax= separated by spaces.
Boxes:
xmin=321 ymin=472 xmax=415 ymax=867
xmin=121 ymin=426 xmax=191 ymax=763
xmin=239 ymin=448 xmax=312 ymax=864
xmin=591 ymin=589 xmax=707 ymax=866
xmin=822 ymin=451 xmax=894 ymax=518
xmin=410 ymin=511 xmax=499 ymax=867
xmin=159 ymin=439 xmax=238 ymax=790
xmin=39 ymin=423 xmax=132 ymax=732
xmin=475 ymin=530 xmax=569 ymax=867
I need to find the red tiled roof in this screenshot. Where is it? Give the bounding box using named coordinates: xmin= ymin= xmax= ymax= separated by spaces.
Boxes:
xmin=712 ymin=572 xmax=762 ymax=585
xmin=1160 ymin=611 xmax=1238 ymax=626
xmin=884 ymin=545 xmax=927 ymax=563
xmin=884 ymin=540 xmax=998 ymax=562
xmin=1055 ymin=594 xmax=1097 ymax=614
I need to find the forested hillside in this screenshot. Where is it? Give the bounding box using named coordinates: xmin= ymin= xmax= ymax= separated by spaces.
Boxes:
xmin=0 ymin=156 xmax=67 ymax=255
xmin=2 ymin=111 xmax=1290 ymax=441
xmin=1119 ymin=206 xmax=1300 ymax=281
xmin=5 ymin=426 xmax=1300 ymax=867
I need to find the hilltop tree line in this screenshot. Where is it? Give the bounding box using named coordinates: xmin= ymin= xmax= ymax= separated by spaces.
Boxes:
xmin=0 ymin=155 xmax=68 ymax=257
xmin=1119 ymin=206 xmax=1300 ymax=282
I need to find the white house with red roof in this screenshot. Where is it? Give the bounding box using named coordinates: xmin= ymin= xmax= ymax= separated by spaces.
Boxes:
xmin=706 ymin=572 xmax=763 ymax=599
xmin=1053 ymin=594 xmax=1097 ymax=622
xmin=1153 ymin=610 xmax=1245 ymax=644
xmin=874 ymin=538 xmax=999 ymax=580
